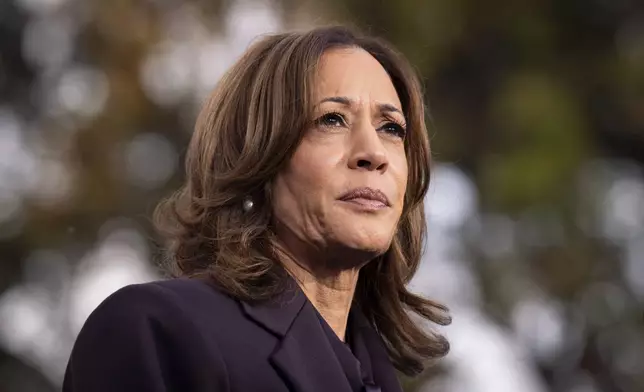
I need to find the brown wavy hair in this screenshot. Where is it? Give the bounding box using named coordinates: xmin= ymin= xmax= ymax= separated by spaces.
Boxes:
xmin=153 ymin=25 xmax=450 ymax=376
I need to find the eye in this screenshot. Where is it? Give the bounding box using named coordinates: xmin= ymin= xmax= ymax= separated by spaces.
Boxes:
xmin=315 ymin=112 xmax=347 ymax=128
xmin=380 ymin=121 xmax=407 ymax=139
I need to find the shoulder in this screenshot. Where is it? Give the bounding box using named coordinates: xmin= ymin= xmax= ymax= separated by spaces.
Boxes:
xmin=84 ymin=277 xmax=238 ymax=329
xmin=68 ymin=278 xmax=240 ymax=375
xmin=65 ymin=278 xmax=234 ymax=391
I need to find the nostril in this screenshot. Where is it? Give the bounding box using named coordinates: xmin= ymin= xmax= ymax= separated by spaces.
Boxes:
xmin=357 ymin=159 xmax=371 ymax=168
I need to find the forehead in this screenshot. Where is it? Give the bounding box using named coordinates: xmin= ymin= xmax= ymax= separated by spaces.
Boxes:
xmin=314 ymin=47 xmax=402 ymax=109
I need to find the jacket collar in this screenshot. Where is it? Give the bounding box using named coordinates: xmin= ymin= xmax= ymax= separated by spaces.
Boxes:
xmin=242 ymin=278 xmax=352 ymax=392
xmin=240 ymin=277 xmax=306 ymax=337
xmin=240 ymin=277 xmax=402 ymax=392
xmin=353 ymin=312 xmax=404 ymax=392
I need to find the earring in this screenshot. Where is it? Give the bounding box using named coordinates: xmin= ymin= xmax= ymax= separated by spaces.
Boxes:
xmin=242 ymin=197 xmax=254 ymax=212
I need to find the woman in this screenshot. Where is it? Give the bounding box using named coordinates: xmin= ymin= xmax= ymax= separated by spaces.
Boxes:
xmin=63 ymin=25 xmax=450 ymax=392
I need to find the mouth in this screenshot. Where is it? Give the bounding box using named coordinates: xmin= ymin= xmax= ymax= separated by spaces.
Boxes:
xmin=338 ymin=187 xmax=391 ymax=209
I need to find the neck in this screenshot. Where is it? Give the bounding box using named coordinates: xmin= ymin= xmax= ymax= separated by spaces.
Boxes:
xmin=279 ymin=254 xmax=360 ymax=341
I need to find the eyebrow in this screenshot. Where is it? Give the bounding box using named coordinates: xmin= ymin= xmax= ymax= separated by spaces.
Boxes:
xmin=318 ymin=96 xmax=403 ymax=116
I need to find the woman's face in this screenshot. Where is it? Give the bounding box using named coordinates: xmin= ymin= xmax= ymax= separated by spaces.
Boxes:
xmin=272 ymin=47 xmax=408 ymax=268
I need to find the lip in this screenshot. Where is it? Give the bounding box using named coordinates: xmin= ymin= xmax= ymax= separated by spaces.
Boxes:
xmin=338 ymin=187 xmax=391 ymax=209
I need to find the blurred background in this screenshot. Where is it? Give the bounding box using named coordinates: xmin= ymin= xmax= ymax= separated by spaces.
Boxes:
xmin=0 ymin=0 xmax=643 ymax=391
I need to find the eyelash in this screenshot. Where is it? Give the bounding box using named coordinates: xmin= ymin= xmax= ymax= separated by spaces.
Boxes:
xmin=315 ymin=112 xmax=407 ymax=138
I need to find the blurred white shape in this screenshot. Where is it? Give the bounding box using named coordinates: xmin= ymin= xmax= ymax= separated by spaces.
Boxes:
xmin=577 ymin=159 xmax=644 ymax=242
xmin=0 ymin=283 xmax=65 ymax=383
xmin=140 ymin=41 xmax=194 ymax=107
xmin=511 ymin=294 xmax=566 ymax=362
xmin=225 ymin=0 xmax=281 ymax=59
xmin=140 ymin=0 xmax=282 ymax=106
xmin=69 ymin=224 xmax=158 ymax=335
xmin=410 ymin=229 xmax=481 ymax=308
xmin=22 ymin=14 xmax=74 ymax=71
xmin=412 ymin=161 xmax=546 ymax=392
xmin=603 ymin=176 xmax=644 ymax=240
xmin=417 ymin=376 xmax=450 ymax=392
xmin=51 ymin=66 xmax=110 ymax=117
xmin=0 ymin=286 xmax=50 ymax=354
xmin=0 ymin=109 xmax=39 ymax=224
xmin=0 ymin=110 xmax=32 ymax=189
xmin=141 ymin=4 xmax=208 ymax=107
xmin=410 ymin=163 xmax=481 ymax=306
xmin=195 ymin=38 xmax=233 ymax=99
xmin=97 ymin=217 xmax=151 ymax=257
xmin=123 ymin=133 xmax=178 ymax=189
xmin=425 ymin=163 xmax=477 ymax=229
xmin=0 ymin=250 xmax=76 ymax=385
xmin=624 ymin=236 xmax=644 ymax=299
xmin=0 ymin=109 xmax=74 ymax=210
xmin=442 ymin=308 xmax=547 ymax=392
xmin=16 ymin=0 xmax=69 ymax=14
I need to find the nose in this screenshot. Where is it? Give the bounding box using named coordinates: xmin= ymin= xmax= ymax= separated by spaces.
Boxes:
xmin=347 ymin=121 xmax=389 ymax=173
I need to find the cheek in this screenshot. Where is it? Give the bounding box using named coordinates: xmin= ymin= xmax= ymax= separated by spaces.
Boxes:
xmin=400 ymin=166 xmax=409 ymax=197
xmin=288 ymin=141 xmax=338 ymax=194
xmin=391 ymin=150 xmax=409 ymax=205
xmin=273 ymin=152 xmax=333 ymax=214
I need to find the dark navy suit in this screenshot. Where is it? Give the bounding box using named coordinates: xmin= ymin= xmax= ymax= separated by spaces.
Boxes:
xmin=63 ymin=277 xmax=403 ymax=392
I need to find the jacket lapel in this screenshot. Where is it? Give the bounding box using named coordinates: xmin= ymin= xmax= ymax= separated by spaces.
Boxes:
xmin=241 ymin=281 xmax=352 ymax=392
xmin=353 ymin=312 xmax=404 ymax=392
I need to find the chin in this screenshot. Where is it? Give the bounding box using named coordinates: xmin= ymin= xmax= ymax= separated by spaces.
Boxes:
xmin=327 ymin=215 xmax=398 ymax=260
xmin=323 ymin=231 xmax=393 ymax=270
xmin=342 ymin=231 xmax=394 ymax=256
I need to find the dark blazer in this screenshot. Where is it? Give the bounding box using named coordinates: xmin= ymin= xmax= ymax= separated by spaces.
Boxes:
xmin=63 ymin=277 xmax=404 ymax=392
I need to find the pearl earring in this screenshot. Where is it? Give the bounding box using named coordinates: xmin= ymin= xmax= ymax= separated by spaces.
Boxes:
xmin=242 ymin=197 xmax=254 ymax=212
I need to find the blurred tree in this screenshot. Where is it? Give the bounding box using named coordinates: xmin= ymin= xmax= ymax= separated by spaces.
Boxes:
xmin=0 ymin=0 xmax=643 ymax=391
